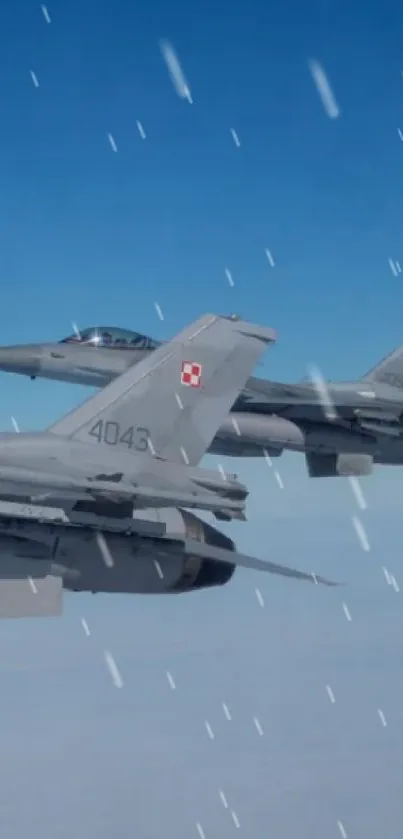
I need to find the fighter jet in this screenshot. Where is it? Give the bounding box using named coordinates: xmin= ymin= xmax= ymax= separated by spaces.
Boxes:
xmin=0 ymin=313 xmax=335 ymax=619
xmin=1 ymin=324 xmax=403 ymax=478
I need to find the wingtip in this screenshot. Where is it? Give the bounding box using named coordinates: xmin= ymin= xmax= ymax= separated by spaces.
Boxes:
xmin=311 ymin=574 xmax=341 ymax=587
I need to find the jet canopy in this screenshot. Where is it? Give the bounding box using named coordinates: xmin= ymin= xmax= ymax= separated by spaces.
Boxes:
xmin=60 ymin=326 xmax=161 ymax=350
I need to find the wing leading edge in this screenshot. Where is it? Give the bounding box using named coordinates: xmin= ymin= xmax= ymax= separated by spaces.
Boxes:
xmin=185 ymin=539 xmax=338 ymax=586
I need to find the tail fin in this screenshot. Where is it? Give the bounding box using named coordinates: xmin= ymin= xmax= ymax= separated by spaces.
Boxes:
xmin=49 ymin=313 xmax=276 ymax=466
xmin=362 ymin=344 xmax=403 ymax=389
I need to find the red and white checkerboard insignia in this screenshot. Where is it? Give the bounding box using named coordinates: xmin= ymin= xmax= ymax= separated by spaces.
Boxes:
xmin=181 ymin=361 xmax=202 ymax=388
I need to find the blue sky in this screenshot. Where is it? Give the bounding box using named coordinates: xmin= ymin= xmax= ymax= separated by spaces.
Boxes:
xmin=1 ymin=0 xmax=403 ymax=836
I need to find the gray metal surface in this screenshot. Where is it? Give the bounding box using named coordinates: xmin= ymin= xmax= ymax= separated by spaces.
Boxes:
xmin=2 ymin=325 xmax=403 ymax=475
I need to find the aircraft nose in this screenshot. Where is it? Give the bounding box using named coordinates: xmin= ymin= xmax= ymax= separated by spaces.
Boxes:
xmin=0 ymin=344 xmax=42 ymax=377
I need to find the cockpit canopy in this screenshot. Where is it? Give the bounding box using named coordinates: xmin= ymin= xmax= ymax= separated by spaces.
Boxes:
xmin=60 ymin=326 xmax=161 ymax=350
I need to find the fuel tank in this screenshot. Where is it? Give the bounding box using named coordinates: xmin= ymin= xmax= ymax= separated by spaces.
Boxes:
xmin=216 ymin=412 xmax=381 ymax=456
xmin=216 ymin=413 xmax=304 ymax=451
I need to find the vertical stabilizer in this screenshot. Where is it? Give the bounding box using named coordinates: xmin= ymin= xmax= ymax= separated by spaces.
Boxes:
xmin=362 ymin=344 xmax=403 ymax=388
xmin=48 ymin=314 xmax=276 ymax=466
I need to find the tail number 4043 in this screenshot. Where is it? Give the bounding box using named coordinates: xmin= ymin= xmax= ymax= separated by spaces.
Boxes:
xmin=88 ymin=420 xmax=150 ymax=451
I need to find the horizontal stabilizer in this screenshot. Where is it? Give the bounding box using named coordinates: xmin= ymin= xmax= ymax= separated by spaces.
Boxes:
xmin=0 ymin=558 xmax=62 ymax=618
xmin=184 ymin=539 xmax=338 ymax=585
xmin=306 ymin=452 xmax=373 ymax=478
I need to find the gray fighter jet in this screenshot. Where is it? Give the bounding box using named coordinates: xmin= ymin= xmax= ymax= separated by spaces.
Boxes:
xmin=0 ymin=313 xmax=335 ymax=619
xmin=1 ymin=324 xmax=403 ymax=478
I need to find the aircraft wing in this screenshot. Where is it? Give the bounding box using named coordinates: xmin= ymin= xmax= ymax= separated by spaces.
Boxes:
xmin=185 ymin=539 xmax=338 ymax=586
xmin=89 ymin=483 xmax=246 ymax=516
xmin=0 ymin=465 xmax=246 ymax=516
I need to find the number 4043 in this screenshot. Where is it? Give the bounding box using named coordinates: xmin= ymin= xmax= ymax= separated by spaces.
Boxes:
xmin=88 ymin=420 xmax=149 ymax=451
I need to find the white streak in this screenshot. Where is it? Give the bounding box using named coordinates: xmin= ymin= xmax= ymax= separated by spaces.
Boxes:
xmin=30 ymin=70 xmax=39 ymax=88
xmin=225 ymin=268 xmax=234 ymax=287
xmin=326 ymin=684 xmax=335 ymax=703
xmin=357 ymin=390 xmax=376 ymax=399
xmin=90 ymin=330 xmax=101 ymax=347
xmin=397 ymin=261 xmax=402 ymax=274
xmin=107 ymin=133 xmax=117 ymax=152
xmin=352 ymin=515 xmax=370 ymax=551
xmin=255 ymin=587 xmax=264 ymax=607
xmin=389 ymin=257 xmax=398 ymax=277
xmin=263 ymin=448 xmax=272 ymax=467
xmin=204 ymin=720 xmax=215 ymax=740
xmin=104 ymin=650 xmax=124 ymax=688
xmin=231 ymin=417 xmax=241 ymax=436
xmin=274 ymin=470 xmax=284 ymax=489
xmin=378 ymin=708 xmax=387 ymax=727
xmin=28 ymin=576 xmax=37 ymax=594
xmin=196 ymin=823 xmax=205 ymax=839
xmin=311 ymin=573 xmax=318 ymax=585
xmin=72 ymin=321 xmax=81 ymax=340
xmin=81 ymin=617 xmax=90 ymax=637
xmin=95 ymin=531 xmax=114 ymax=567
xmin=230 ymin=128 xmax=241 ymax=147
xmin=154 ymin=560 xmax=164 ymax=579
xmin=254 ymin=716 xmax=263 ymax=736
xmin=398 ymin=128 xmax=403 ymax=142
xmin=160 ymin=39 xmax=192 ymax=103
xmin=348 ymin=476 xmax=367 ymax=510
xmin=136 ymin=120 xmax=146 ymax=139
xmin=219 ymin=789 xmax=228 ymax=809
xmin=175 ymin=392 xmax=183 ymax=410
xmin=342 ymin=602 xmax=352 ymax=622
xmin=222 ymin=701 xmax=232 ymax=721
xmin=166 ymin=670 xmax=176 ymax=690
xmin=154 ymin=301 xmax=164 ymax=320
xmin=180 ymin=446 xmax=189 ymax=465
xmin=309 ymin=59 xmax=340 ymax=119
xmin=218 ymin=463 xmax=226 ymax=481
xmin=11 ymin=416 xmax=19 ymax=433
xmin=383 ymin=566 xmax=392 ymax=585
xmin=265 ymin=248 xmax=275 ymax=267
xmin=41 ymin=4 xmax=51 ymax=22
xmin=391 ymin=574 xmax=400 ymax=592
xmin=337 ymin=820 xmax=347 ymax=839
xmin=308 ymin=364 xmax=337 ymax=421
xmin=231 ymin=811 xmax=240 ymax=829
xmin=147 ymin=436 xmax=156 ymax=456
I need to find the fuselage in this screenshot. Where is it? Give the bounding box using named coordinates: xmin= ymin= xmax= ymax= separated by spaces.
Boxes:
xmin=1 ymin=334 xmax=403 ymax=465
xmin=0 ymin=431 xmax=248 ymax=511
